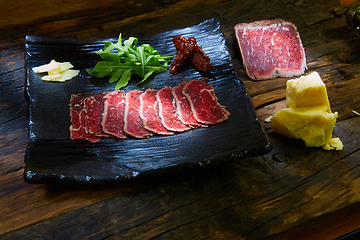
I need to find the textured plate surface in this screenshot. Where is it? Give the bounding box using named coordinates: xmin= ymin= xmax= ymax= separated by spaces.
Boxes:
xmin=24 ymin=18 xmax=271 ymax=184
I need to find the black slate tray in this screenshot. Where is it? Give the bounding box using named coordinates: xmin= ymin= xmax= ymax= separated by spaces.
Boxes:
xmin=24 ymin=18 xmax=271 ymax=184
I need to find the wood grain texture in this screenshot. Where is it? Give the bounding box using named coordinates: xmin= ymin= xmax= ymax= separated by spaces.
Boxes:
xmin=1 ymin=0 xmax=360 ymax=239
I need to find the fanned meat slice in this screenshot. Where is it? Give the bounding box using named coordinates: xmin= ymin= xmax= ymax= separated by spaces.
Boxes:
xmin=69 ymin=94 xmax=100 ymax=143
xmin=171 ymin=81 xmax=207 ymax=128
xmin=157 ymin=86 xmax=191 ymax=132
xmin=101 ymin=90 xmax=127 ymax=139
xmin=70 ymin=78 xmax=231 ymax=143
xmin=84 ymin=92 xmax=107 ymax=137
xmin=139 ymin=89 xmax=174 ymax=135
xmin=183 ymin=79 xmax=230 ymax=124
xmin=233 ymin=19 xmax=306 ymax=80
xmin=124 ymin=90 xmax=152 ymax=139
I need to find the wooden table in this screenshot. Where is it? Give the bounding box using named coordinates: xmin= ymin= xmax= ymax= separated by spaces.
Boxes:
xmin=1 ymin=0 xmax=360 ymax=239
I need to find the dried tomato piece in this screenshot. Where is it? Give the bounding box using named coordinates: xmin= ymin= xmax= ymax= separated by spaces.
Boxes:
xmin=170 ymin=36 xmax=199 ymax=74
xmin=192 ymin=49 xmax=213 ymax=72
xmin=170 ymin=36 xmax=213 ymax=74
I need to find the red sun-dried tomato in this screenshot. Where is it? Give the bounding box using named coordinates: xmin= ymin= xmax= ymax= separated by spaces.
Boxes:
xmin=170 ymin=36 xmax=214 ymax=74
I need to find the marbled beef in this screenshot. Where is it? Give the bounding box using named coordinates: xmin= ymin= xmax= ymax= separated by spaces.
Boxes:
xmin=234 ymin=19 xmax=306 ymax=80
xmin=70 ymin=79 xmax=230 ymax=142
xmin=183 ymin=79 xmax=230 ymax=124
xmin=101 ymin=90 xmax=127 ymax=139
xmin=69 ymin=94 xmax=100 ymax=143
xmin=124 ymin=90 xmax=153 ymax=139
xmin=171 ymin=81 xmax=207 ymax=128
xmin=157 ymin=86 xmax=191 ymax=132
xmin=139 ymin=89 xmax=174 ymax=135
xmin=84 ymin=92 xmax=107 ymax=137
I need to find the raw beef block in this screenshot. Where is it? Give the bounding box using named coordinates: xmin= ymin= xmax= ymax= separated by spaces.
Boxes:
xmin=234 ymin=19 xmax=306 ymax=80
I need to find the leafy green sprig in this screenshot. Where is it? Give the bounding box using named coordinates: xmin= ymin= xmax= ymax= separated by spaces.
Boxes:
xmin=86 ymin=34 xmax=173 ymax=90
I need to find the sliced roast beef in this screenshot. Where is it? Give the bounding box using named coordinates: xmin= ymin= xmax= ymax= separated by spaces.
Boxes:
xmin=69 ymin=94 xmax=100 ymax=143
xmin=139 ymin=89 xmax=174 ymax=135
xmin=233 ymin=19 xmax=306 ymax=80
xmin=101 ymin=90 xmax=127 ymax=139
xmin=124 ymin=90 xmax=152 ymax=139
xmin=157 ymin=86 xmax=191 ymax=132
xmin=84 ymin=92 xmax=107 ymax=137
xmin=70 ymin=79 xmax=231 ymax=142
xmin=171 ymin=81 xmax=207 ymax=128
xmin=183 ymin=78 xmax=230 ymax=124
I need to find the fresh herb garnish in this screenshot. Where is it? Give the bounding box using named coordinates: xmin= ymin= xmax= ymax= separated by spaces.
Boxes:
xmin=86 ymin=34 xmax=173 ymax=90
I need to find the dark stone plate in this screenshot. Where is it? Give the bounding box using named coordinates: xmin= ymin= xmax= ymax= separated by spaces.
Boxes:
xmin=24 ymin=18 xmax=271 ymax=184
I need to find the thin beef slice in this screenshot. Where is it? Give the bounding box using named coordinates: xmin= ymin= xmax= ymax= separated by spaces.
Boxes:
xmin=124 ymin=90 xmax=152 ymax=139
xmin=84 ymin=92 xmax=107 ymax=137
xmin=157 ymin=86 xmax=191 ymax=132
xmin=101 ymin=90 xmax=127 ymax=139
xmin=139 ymin=89 xmax=174 ymax=135
xmin=183 ymin=79 xmax=230 ymax=125
xmin=69 ymin=94 xmax=100 ymax=143
xmin=234 ymin=19 xmax=306 ymax=80
xmin=171 ymin=81 xmax=207 ymax=128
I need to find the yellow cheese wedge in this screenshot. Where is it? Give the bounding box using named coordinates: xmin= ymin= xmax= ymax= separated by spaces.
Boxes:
xmin=270 ymin=105 xmax=338 ymax=148
xmin=286 ymin=71 xmax=331 ymax=112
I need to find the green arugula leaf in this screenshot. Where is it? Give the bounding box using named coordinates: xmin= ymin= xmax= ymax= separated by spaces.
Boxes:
xmin=115 ymin=68 xmax=132 ymax=90
xmin=86 ymin=33 xmax=173 ymax=90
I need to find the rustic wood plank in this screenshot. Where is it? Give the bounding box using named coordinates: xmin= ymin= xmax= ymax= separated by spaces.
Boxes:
xmin=1 ymin=0 xmax=360 ymax=239
xmin=2 ymin=116 xmax=359 ymax=239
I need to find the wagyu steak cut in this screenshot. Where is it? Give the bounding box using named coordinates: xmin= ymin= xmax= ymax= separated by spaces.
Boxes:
xmin=234 ymin=19 xmax=306 ymax=80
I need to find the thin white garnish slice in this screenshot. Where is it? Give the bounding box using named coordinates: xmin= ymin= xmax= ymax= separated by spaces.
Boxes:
xmin=33 ymin=60 xmax=79 ymax=82
xmin=33 ymin=60 xmax=60 ymax=73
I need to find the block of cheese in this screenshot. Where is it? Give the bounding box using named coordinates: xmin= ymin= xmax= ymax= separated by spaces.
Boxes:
xmin=269 ymin=71 xmax=342 ymax=150
xmin=270 ymin=105 xmax=338 ymax=147
xmin=286 ymin=71 xmax=330 ymax=111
